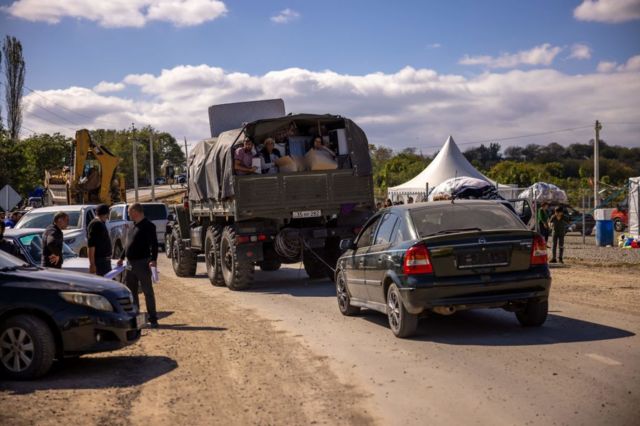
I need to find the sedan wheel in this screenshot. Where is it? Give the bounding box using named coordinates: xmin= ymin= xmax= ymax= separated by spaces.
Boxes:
xmin=386 ymin=284 xmax=418 ymax=338
xmin=0 ymin=315 xmax=55 ymax=380
xmin=1 ymin=327 xmax=34 ymax=373
xmin=336 ymin=271 xmax=360 ymax=316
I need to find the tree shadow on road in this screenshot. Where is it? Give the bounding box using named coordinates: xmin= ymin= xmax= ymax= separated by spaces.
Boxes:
xmin=360 ymin=309 xmax=635 ymax=346
xmin=0 ymin=355 xmax=178 ymax=395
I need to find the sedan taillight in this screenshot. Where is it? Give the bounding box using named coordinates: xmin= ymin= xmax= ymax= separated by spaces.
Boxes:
xmin=530 ymin=234 xmax=548 ymax=265
xmin=403 ymin=244 xmax=433 ymax=275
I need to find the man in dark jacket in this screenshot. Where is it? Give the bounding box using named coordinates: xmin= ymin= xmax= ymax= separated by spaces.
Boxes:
xmin=117 ymin=203 xmax=159 ymax=327
xmin=87 ymin=204 xmax=113 ymax=276
xmin=43 ymin=212 xmax=69 ymax=268
xmin=548 ymin=206 xmax=570 ymax=264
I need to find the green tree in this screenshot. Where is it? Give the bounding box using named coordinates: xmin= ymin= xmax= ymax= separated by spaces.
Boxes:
xmin=3 ymin=35 xmax=25 ymax=141
xmin=16 ymin=133 xmax=72 ymax=195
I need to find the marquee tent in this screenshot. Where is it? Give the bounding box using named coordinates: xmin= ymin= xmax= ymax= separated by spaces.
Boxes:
xmin=388 ymin=136 xmax=502 ymax=199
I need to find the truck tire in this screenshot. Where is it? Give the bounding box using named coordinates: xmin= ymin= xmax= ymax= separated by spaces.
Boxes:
xmin=516 ymin=299 xmax=548 ymax=327
xmin=387 ymin=284 xmax=418 ymax=338
xmin=165 ymin=233 xmax=173 ymax=258
xmin=220 ymin=226 xmax=254 ymax=291
xmin=258 ymin=259 xmax=282 ymax=271
xmin=0 ymin=314 xmax=56 ymax=380
xmin=205 ymin=226 xmax=225 ymax=286
xmin=303 ymin=250 xmax=326 ymax=279
xmin=171 ymin=228 xmax=197 ymax=277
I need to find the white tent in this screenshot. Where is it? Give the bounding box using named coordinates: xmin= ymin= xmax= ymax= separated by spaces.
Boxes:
xmin=388 ymin=136 xmax=499 ymax=199
xmin=629 ymin=177 xmax=640 ymax=237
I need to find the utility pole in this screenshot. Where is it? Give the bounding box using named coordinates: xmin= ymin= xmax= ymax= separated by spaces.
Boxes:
xmin=184 ymin=137 xmax=189 ymax=181
xmin=150 ymin=132 xmax=155 ymax=202
xmin=131 ymin=124 xmax=139 ymax=202
xmin=594 ymin=120 xmax=602 ymax=209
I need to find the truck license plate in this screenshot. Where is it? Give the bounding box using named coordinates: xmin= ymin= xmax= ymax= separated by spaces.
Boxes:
xmin=292 ymin=210 xmax=321 ymax=218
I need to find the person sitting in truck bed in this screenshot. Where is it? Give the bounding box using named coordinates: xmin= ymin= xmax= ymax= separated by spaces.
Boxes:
xmin=234 ymin=138 xmax=258 ymax=175
xmin=259 ymin=137 xmax=281 ymax=174
xmin=309 ymin=136 xmax=336 ymax=159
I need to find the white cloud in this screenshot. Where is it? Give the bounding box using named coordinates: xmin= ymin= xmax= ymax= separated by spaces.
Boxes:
xmin=2 ymin=0 xmax=227 ymax=28
xmin=93 ymin=81 xmax=126 ymax=93
xmin=574 ymin=0 xmax=640 ymax=23
xmin=270 ymin=8 xmax=300 ymax=24
xmin=427 ymin=43 xmax=442 ymax=49
xmin=569 ymin=43 xmax=592 ymax=60
xmin=459 ymin=44 xmax=563 ymax=69
xmin=22 ymin=60 xmax=640 ymax=151
xmin=596 ymin=55 xmax=640 ymax=72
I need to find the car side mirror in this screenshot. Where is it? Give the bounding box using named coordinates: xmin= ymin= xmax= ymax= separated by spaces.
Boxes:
xmin=339 ymin=238 xmax=355 ymax=251
xmin=167 ymin=214 xmax=175 ymax=222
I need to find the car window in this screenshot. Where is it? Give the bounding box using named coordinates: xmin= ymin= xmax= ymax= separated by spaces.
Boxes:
xmin=85 ymin=209 xmax=95 ymax=226
xmin=410 ymin=204 xmax=525 ymax=238
xmin=356 ymin=216 xmax=382 ymax=248
xmin=142 ymin=204 xmax=168 ymax=221
xmin=373 ymin=214 xmax=398 ymax=245
xmin=392 ymin=218 xmax=411 ymax=244
xmin=18 ymin=234 xmax=76 ymax=263
xmin=16 ymin=211 xmax=82 ymax=230
xmin=109 ymin=207 xmax=123 ymax=221
xmin=0 ymin=249 xmax=25 ymax=268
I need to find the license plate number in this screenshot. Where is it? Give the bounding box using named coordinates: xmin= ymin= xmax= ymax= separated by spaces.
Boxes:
xmin=135 ymin=313 xmax=146 ymax=328
xmin=292 ymin=210 xmax=321 ymax=218
xmin=457 ymin=249 xmax=509 ymax=269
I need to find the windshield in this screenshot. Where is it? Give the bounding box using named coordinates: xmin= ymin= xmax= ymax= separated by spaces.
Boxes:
xmin=19 ymin=234 xmax=77 ymax=263
xmin=0 ymin=249 xmax=27 ymax=268
xmin=16 ymin=211 xmax=82 ymax=230
xmin=410 ymin=203 xmax=526 ymax=238
xmin=142 ymin=204 xmax=167 ymax=221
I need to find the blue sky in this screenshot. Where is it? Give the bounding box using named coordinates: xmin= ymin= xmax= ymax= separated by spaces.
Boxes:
xmin=1 ymin=0 xmax=639 ymax=151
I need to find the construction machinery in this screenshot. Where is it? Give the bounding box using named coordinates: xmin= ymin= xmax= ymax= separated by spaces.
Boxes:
xmin=44 ymin=129 xmax=126 ymax=206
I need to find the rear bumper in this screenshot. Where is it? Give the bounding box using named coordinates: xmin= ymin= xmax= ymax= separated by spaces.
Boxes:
xmin=400 ymin=275 xmax=551 ymax=314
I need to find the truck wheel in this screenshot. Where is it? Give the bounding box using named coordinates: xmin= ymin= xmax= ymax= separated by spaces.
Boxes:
xmin=387 ymin=284 xmax=418 ymax=338
xmin=220 ymin=226 xmax=254 ymax=291
xmin=516 ymin=299 xmax=548 ymax=327
xmin=0 ymin=315 xmax=56 ymax=380
xmin=614 ymin=219 xmax=624 ymax=232
xmin=258 ymin=260 xmax=282 ymax=271
xmin=205 ymin=226 xmax=225 ymax=286
xmin=171 ymin=229 xmax=197 ymax=277
xmin=336 ymin=270 xmax=360 ymax=316
xmin=303 ymin=250 xmax=326 ymax=279
xmin=165 ymin=233 xmax=173 ymax=258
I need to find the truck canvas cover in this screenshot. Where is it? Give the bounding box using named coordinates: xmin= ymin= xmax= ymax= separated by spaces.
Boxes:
xmin=190 ymin=114 xmax=372 ymax=202
xmin=188 ymin=138 xmax=216 ymax=200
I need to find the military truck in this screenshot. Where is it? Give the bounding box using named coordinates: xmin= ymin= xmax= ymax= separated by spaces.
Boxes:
xmin=170 ymin=99 xmax=375 ymax=290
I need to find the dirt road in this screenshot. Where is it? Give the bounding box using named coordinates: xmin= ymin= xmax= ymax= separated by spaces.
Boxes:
xmin=2 ymin=258 xmax=639 ymax=425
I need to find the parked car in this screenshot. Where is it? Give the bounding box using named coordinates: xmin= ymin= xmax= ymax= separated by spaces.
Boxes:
xmin=15 ymin=205 xmax=97 ymax=256
xmin=611 ymin=198 xmax=628 ymax=232
xmin=176 ymin=174 xmax=187 ymax=185
xmin=564 ymin=206 xmax=595 ymax=235
xmin=107 ymin=202 xmax=170 ymax=257
xmin=0 ymin=250 xmax=142 ymax=380
xmin=1 ymin=228 xmax=123 ymax=281
xmin=335 ymin=200 xmax=551 ymax=338
xmin=155 ymin=177 xmax=167 ymax=185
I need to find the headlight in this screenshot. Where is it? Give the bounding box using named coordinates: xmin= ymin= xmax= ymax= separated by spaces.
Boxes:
xmin=59 ymin=292 xmax=114 ymax=312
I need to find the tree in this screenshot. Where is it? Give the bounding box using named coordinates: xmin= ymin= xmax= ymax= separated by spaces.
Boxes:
xmin=463 ymin=143 xmax=502 ymax=171
xmin=376 ymin=152 xmax=430 ymax=190
xmin=3 ymin=36 xmax=26 ymax=141
xmin=16 ymin=133 xmax=72 ymax=195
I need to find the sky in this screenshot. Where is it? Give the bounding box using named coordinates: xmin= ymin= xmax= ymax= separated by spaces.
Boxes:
xmin=1 ymin=0 xmax=639 ymax=153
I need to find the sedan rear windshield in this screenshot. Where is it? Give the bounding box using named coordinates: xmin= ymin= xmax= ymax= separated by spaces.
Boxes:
xmin=410 ymin=203 xmax=525 ymax=238
xmin=16 ymin=211 xmax=82 ymax=230
xmin=142 ymin=204 xmax=167 ymax=221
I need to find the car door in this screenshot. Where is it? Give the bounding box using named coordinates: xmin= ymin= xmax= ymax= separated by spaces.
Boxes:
xmin=364 ymin=213 xmax=398 ymax=303
xmin=344 ymin=214 xmax=382 ymax=301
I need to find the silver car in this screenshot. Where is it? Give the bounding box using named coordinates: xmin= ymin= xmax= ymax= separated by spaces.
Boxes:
xmin=14 ymin=205 xmax=97 ymax=257
xmin=107 ymin=202 xmax=169 ymax=257
xmin=2 ymin=228 xmax=123 ymax=281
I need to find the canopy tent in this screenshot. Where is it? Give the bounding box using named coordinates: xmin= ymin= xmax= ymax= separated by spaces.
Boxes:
xmin=629 ymin=177 xmax=640 ymax=237
xmin=388 ymin=136 xmax=501 ymax=200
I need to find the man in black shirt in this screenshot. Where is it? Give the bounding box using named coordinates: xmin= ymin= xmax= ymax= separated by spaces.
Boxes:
xmin=0 ymin=222 xmax=19 ymax=257
xmin=88 ymin=204 xmax=113 ymax=276
xmin=43 ymin=212 xmax=69 ymax=268
xmin=117 ymin=203 xmax=159 ymax=327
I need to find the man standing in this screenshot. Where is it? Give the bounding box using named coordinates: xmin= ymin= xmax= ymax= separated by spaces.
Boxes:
xmin=4 ymin=212 xmax=20 ymax=229
xmin=88 ymin=204 xmax=112 ymax=276
xmin=548 ymin=206 xmax=570 ymax=264
xmin=117 ymin=203 xmax=159 ymax=327
xmin=0 ymin=222 xmax=18 ymax=257
xmin=43 ymin=212 xmax=69 ymax=268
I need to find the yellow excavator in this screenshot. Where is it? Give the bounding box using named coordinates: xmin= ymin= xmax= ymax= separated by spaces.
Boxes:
xmin=44 ymin=129 xmax=126 ymax=205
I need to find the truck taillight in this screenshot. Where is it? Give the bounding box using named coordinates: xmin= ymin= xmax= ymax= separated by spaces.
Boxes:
xmin=403 ymin=244 xmax=433 ymax=275
xmin=530 ymin=234 xmax=548 ymax=265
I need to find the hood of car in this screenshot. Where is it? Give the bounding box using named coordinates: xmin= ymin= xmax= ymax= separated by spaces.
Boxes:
xmin=2 ymin=266 xmax=128 ymax=293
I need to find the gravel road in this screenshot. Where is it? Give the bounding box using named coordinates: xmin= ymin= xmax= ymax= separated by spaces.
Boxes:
xmin=1 ymin=256 xmax=638 ymax=425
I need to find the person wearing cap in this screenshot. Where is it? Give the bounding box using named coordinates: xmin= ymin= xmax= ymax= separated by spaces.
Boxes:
xmin=88 ymin=204 xmax=113 ymax=276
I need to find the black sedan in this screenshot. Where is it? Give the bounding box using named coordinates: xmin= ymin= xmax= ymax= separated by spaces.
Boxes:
xmin=335 ymin=200 xmax=551 ymax=338
xmin=0 ymin=250 xmax=143 ymax=380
